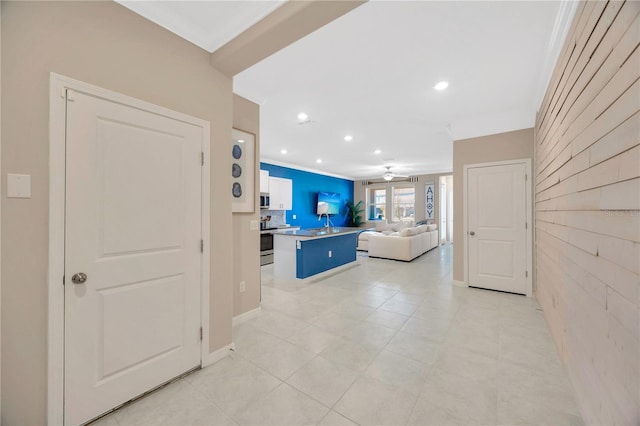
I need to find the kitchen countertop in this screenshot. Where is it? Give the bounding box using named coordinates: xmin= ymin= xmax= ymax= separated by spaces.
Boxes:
xmin=274 ymin=226 xmax=362 ymax=238
xmin=260 ymin=225 xmax=299 ymax=234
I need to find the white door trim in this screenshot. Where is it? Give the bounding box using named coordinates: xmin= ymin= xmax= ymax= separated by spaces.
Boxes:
xmin=47 ymin=73 xmax=211 ymax=424
xmin=462 ymin=158 xmax=532 ymax=296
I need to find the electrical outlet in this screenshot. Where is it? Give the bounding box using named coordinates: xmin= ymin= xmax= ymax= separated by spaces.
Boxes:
xmin=328 ymin=250 xmax=332 ymax=258
xmin=239 ymin=281 xmax=246 ymax=293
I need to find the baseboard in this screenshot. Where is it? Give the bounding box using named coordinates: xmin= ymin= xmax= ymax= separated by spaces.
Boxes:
xmin=203 ymin=343 xmax=235 ymax=367
xmin=452 ymin=279 xmax=467 ymax=287
xmin=306 ymin=261 xmax=358 ymax=283
xmin=232 ymin=305 xmax=262 ymax=326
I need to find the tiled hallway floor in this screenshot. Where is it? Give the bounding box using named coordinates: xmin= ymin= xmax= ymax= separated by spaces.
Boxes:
xmin=94 ymin=244 xmax=583 ymax=425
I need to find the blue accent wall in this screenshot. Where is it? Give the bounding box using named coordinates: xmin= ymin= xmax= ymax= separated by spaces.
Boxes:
xmin=260 ymin=163 xmax=355 ymax=229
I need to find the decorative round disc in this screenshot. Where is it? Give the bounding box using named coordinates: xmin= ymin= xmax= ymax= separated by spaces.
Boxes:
xmin=232 ymin=144 xmax=242 ymax=159
xmin=232 ymin=182 xmax=242 ymax=198
xmin=232 ymin=163 xmax=242 ymax=178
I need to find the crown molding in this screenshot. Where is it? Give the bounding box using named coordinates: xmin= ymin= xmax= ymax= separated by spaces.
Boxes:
xmin=260 ymin=158 xmax=355 ymax=181
xmin=533 ymin=0 xmax=579 ymax=111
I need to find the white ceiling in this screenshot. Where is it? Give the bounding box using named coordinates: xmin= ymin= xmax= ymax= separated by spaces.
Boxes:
xmin=119 ymin=0 xmax=574 ymax=181
xmin=116 ymin=1 xmax=285 ymax=53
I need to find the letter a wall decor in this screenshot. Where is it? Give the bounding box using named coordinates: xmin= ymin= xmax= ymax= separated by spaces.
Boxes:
xmin=425 ymin=182 xmax=435 ymax=220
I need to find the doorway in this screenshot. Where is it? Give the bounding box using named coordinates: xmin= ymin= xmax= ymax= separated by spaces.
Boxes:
xmin=464 ymin=160 xmax=532 ymax=296
xmin=48 ymin=74 xmax=211 ymax=425
xmin=439 ymin=175 xmax=454 ymax=244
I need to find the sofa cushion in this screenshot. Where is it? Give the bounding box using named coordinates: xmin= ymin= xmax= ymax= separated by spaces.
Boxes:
xmin=399 ymin=227 xmax=419 ymax=237
xmin=381 ymin=230 xmax=394 ymax=235
xmin=358 ymin=231 xmax=376 ymax=241
xmin=426 ymin=224 xmax=437 ymax=231
xmin=417 ymin=224 xmax=428 ymax=233
xmin=389 ymin=222 xmax=402 ymax=232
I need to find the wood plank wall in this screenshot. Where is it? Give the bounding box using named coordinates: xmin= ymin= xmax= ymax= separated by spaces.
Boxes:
xmin=534 ymin=1 xmax=639 ymax=424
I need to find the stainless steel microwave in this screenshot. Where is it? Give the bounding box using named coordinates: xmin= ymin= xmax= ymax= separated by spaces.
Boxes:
xmin=260 ymin=194 xmax=270 ymax=209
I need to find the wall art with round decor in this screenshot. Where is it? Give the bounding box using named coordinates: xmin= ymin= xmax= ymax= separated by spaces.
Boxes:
xmin=231 ymin=128 xmax=255 ymax=213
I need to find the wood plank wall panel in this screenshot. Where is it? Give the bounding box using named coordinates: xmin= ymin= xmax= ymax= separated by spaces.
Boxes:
xmin=534 ymin=1 xmax=640 ymax=424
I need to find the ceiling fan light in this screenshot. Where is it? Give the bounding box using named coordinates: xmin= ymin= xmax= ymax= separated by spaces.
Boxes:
xmin=383 ymin=173 xmax=394 ymax=181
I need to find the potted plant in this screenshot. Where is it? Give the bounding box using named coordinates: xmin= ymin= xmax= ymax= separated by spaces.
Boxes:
xmin=345 ymin=200 xmax=365 ymax=227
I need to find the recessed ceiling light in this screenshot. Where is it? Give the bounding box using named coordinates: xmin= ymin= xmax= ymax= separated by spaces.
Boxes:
xmin=344 ymin=135 xmax=353 ymax=142
xmin=297 ymin=112 xmax=308 ymax=121
xmin=280 ymin=149 xmax=287 ymax=154
xmin=434 ymin=81 xmax=449 ymax=91
xmin=374 ymin=149 xmax=382 ymax=155
xmin=316 ymin=159 xmax=322 ymax=164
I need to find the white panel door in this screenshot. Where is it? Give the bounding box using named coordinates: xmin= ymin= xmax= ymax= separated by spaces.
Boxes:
xmin=64 ymin=90 xmax=202 ymax=425
xmin=468 ymin=163 xmax=527 ymax=294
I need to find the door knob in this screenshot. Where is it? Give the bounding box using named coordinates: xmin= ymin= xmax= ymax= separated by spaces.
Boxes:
xmin=469 ymin=231 xmax=475 ymax=236
xmin=71 ymin=272 xmax=87 ymax=284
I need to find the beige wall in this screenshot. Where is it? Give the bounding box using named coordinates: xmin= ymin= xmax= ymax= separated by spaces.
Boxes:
xmin=452 ymin=128 xmax=534 ymax=282
xmin=1 ymin=2 xmax=234 ymax=424
xmin=534 ymin=1 xmax=639 ymax=424
xmin=232 ymin=95 xmax=261 ymax=317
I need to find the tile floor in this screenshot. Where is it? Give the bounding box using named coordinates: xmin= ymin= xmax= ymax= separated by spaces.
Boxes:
xmin=93 ymin=244 xmax=583 ymax=425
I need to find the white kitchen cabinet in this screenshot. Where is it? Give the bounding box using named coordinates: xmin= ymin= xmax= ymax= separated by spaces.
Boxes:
xmin=268 ymin=176 xmax=292 ymax=210
xmin=260 ymin=170 xmax=269 ymax=193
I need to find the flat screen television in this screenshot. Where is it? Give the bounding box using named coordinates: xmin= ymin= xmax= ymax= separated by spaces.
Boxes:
xmin=317 ymin=192 xmax=341 ymax=215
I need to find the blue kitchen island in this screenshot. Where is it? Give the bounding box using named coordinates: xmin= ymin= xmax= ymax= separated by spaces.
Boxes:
xmin=273 ymin=227 xmax=360 ymax=281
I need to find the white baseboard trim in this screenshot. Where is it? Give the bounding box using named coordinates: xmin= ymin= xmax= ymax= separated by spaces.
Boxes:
xmin=452 ymin=280 xmax=467 ymax=287
xmin=232 ymin=306 xmax=262 ymax=326
xmin=305 ymin=261 xmax=358 ymax=283
xmin=203 ymin=343 xmax=235 ymax=367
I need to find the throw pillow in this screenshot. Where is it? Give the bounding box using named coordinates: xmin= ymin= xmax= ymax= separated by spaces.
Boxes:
xmin=375 ymin=221 xmax=389 ymax=232
xmin=426 ymin=224 xmax=437 ymax=231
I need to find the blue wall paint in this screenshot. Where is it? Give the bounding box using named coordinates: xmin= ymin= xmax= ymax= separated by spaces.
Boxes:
xmin=260 ymin=163 xmax=355 ymax=229
xmin=296 ymin=233 xmax=358 ymax=279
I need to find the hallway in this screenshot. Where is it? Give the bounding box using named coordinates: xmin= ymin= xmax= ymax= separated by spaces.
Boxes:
xmin=93 ymin=245 xmax=582 ymax=425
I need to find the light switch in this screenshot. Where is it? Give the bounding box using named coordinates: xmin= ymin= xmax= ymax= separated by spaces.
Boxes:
xmin=250 ymin=220 xmax=259 ymax=231
xmin=292 ymin=214 xmax=297 ymax=219
xmin=7 ymin=174 xmax=31 ymax=198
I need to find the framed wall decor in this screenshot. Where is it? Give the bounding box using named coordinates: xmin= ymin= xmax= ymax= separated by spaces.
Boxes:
xmin=425 ymin=181 xmax=435 ymax=220
xmin=231 ymin=128 xmax=255 ymax=213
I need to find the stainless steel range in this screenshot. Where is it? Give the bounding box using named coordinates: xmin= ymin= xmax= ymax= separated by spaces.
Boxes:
xmin=260 ymin=227 xmax=277 ymax=266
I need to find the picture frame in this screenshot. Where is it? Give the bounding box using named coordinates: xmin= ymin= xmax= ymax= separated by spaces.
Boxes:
xmin=425 ymin=181 xmax=435 ymax=220
xmin=231 ymin=128 xmax=255 ymax=213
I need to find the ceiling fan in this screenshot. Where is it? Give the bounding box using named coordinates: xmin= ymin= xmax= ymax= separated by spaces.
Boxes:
xmin=382 ymin=166 xmax=408 ymax=181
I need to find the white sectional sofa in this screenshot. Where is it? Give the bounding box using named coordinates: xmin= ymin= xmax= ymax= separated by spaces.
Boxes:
xmin=358 ymin=222 xmax=439 ymax=261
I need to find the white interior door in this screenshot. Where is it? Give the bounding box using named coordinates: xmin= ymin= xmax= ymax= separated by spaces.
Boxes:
xmin=64 ymin=90 xmax=202 ymax=425
xmin=467 ymin=163 xmax=527 ymax=295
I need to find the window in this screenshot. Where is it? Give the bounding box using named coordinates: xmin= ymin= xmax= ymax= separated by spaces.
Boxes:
xmin=368 ymin=188 xmax=386 ymax=220
xmin=392 ymin=186 xmax=415 ymax=222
